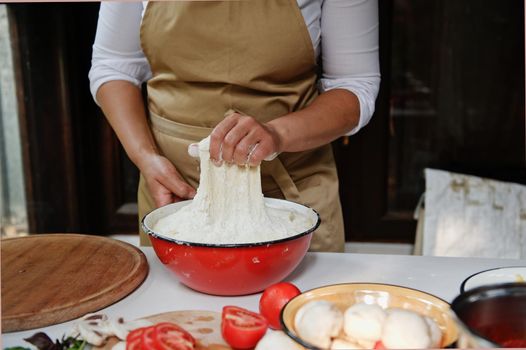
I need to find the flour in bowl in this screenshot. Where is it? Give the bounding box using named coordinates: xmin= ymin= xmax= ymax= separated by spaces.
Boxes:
xmin=153 ymin=137 xmax=314 ymax=244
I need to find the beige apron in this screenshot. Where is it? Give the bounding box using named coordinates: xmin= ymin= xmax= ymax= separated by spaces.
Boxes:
xmin=138 ymin=0 xmax=344 ymax=252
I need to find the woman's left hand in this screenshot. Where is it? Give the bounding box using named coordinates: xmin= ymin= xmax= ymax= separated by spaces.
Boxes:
xmin=209 ymin=111 xmax=281 ymax=166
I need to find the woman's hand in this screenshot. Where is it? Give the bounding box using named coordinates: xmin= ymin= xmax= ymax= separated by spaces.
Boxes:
xmin=209 ymin=112 xmax=282 ymax=167
xmin=138 ymin=153 xmax=196 ymax=208
xmin=97 ymin=81 xmax=196 ymax=207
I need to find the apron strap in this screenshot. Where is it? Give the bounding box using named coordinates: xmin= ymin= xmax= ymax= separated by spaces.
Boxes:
xmin=262 ymin=159 xmax=301 ymax=202
xmin=150 ymin=111 xmax=212 ymax=141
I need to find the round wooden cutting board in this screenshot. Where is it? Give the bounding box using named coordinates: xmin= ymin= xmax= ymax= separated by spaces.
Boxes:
xmin=1 ymin=234 xmax=149 ymax=332
xmin=97 ymin=311 xmax=232 ymax=350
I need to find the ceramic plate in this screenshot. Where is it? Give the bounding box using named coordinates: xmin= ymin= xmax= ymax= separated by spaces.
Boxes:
xmin=460 ymin=266 xmax=526 ymax=293
xmin=280 ymin=283 xmax=459 ymax=349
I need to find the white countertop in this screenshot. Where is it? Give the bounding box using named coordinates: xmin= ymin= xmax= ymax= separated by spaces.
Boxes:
xmin=3 ymin=247 xmax=526 ymax=348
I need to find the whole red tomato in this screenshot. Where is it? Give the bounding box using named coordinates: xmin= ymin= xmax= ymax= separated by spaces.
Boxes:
xmin=259 ymin=282 xmax=301 ymax=329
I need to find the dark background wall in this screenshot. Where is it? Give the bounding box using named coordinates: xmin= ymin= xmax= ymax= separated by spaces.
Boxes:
xmin=7 ymin=1 xmax=525 ymax=242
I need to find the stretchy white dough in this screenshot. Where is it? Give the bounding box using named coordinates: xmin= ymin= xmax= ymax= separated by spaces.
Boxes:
xmin=153 ymin=136 xmax=313 ymax=244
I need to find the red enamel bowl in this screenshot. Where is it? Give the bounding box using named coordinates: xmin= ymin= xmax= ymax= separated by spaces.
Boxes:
xmin=142 ymin=198 xmax=320 ymax=296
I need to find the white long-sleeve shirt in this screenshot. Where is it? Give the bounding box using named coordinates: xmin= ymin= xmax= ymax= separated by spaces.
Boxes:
xmin=89 ymin=0 xmax=380 ymax=135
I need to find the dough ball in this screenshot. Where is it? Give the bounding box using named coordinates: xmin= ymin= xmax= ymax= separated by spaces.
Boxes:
xmin=331 ymin=338 xmax=363 ymax=349
xmin=295 ymin=300 xmax=343 ymax=349
xmin=424 ymin=316 xmax=442 ymax=348
xmin=255 ymin=330 xmax=303 ymax=350
xmin=343 ymin=303 xmax=386 ymax=344
xmin=381 ymin=308 xmax=432 ymax=349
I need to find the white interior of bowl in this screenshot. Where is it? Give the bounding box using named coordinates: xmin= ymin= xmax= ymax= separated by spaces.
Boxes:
xmin=142 ymin=198 xmax=320 ymax=246
xmin=462 ymin=267 xmax=526 ymax=292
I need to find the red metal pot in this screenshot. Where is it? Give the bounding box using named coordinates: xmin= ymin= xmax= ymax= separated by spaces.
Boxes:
xmin=142 ymin=199 xmax=320 ymax=296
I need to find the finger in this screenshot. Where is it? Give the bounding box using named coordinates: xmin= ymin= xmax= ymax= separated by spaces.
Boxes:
xmin=153 ymin=190 xmax=174 ymax=208
xmin=209 ymin=113 xmax=240 ymax=163
xmin=246 ymin=143 xmax=259 ymax=166
xmin=248 ymin=138 xmax=274 ymax=166
xmin=233 ymin=131 xmax=260 ymax=165
xmin=220 ymin=120 xmax=251 ymax=164
xmin=264 ymin=152 xmax=279 ymax=161
xmin=162 ymin=173 xmax=196 ymax=200
xmin=148 ymin=180 xmax=175 ymax=208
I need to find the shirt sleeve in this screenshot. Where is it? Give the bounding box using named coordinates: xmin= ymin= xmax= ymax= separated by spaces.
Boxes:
xmin=88 ymin=2 xmax=152 ymax=105
xmin=320 ymin=0 xmax=380 ymax=135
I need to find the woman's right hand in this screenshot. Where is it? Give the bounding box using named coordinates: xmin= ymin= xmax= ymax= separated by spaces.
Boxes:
xmin=138 ymin=153 xmax=196 ymax=208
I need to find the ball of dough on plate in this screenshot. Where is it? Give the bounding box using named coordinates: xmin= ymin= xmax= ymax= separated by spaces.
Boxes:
xmin=331 ymin=338 xmax=363 ymax=349
xmin=295 ymin=300 xmax=343 ymax=349
xmin=424 ymin=316 xmax=442 ymax=348
xmin=255 ymin=330 xmax=303 ymax=350
xmin=381 ymin=308 xmax=433 ymax=349
xmin=343 ymin=303 xmax=386 ymax=344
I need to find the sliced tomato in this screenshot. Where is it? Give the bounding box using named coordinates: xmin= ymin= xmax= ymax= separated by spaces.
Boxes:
xmin=153 ymin=322 xmax=195 ymax=350
xmin=126 ymin=328 xmax=146 ymax=350
xmin=141 ymin=326 xmax=158 ymax=350
xmin=126 ymin=323 xmax=195 ymax=350
xmin=127 ymin=327 xmax=146 ymax=341
xmin=126 ymin=337 xmax=143 ymax=350
xmin=259 ymin=282 xmax=301 ymax=329
xmin=221 ymin=306 xmax=268 ymax=349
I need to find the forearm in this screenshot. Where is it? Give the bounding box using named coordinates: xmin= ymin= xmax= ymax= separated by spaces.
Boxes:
xmin=96 ymin=81 xmax=157 ymax=169
xmin=267 ymin=89 xmax=360 ymax=153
